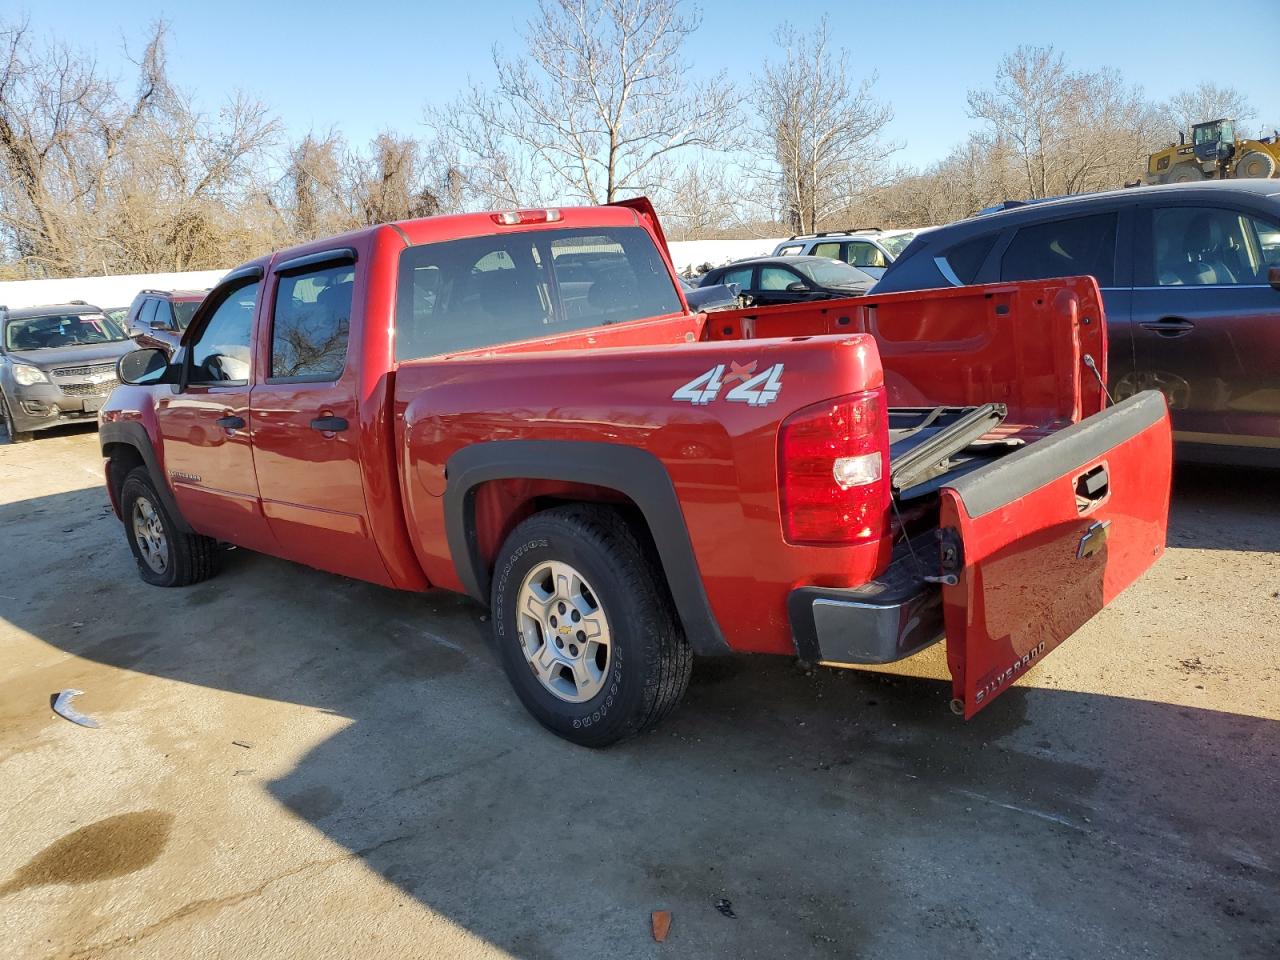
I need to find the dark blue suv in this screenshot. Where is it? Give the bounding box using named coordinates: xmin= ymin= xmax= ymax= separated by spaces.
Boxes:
xmin=873 ymin=180 xmax=1280 ymax=466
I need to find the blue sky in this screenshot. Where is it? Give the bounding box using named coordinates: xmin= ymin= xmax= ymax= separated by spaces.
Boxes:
xmin=13 ymin=0 xmax=1280 ymax=168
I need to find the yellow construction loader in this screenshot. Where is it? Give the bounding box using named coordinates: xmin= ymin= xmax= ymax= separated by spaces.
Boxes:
xmin=1144 ymin=118 xmax=1280 ymax=185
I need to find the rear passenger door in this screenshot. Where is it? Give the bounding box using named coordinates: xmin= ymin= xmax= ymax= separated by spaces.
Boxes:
xmin=248 ymin=248 xmax=391 ymax=583
xmin=995 ymin=208 xmax=1135 ymax=394
xmin=1127 ymin=202 xmax=1280 ymax=455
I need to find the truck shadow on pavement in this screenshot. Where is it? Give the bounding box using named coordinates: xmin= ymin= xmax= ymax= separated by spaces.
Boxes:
xmin=1 ymin=476 xmax=1278 ymax=959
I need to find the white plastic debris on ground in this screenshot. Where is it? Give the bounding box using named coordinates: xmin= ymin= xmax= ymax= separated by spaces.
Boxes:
xmin=0 ymin=269 xmax=228 ymax=311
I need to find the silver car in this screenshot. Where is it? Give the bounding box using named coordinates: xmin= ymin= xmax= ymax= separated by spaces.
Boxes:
xmin=0 ymin=303 xmax=135 ymax=442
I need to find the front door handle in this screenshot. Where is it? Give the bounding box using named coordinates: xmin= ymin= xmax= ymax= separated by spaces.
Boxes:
xmin=215 ymin=414 xmax=245 ymax=430
xmin=310 ymin=416 xmax=348 ymax=433
xmin=1139 ymin=316 xmax=1195 ymax=337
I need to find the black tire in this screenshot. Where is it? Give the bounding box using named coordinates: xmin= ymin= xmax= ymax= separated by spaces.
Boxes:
xmin=490 ymin=504 xmax=693 ymax=747
xmin=119 ymin=466 xmax=217 ymax=587
xmin=1169 ymin=163 xmax=1204 ymax=183
xmin=0 ymin=392 xmax=33 ymax=443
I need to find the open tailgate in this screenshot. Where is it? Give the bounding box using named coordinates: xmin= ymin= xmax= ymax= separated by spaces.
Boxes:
xmin=940 ymin=391 xmax=1171 ymax=718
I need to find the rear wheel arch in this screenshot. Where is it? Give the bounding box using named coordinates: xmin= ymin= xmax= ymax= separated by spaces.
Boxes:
xmin=443 ymin=440 xmax=730 ymax=656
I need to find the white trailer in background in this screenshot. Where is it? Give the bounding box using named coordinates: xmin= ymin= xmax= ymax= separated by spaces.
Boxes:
xmin=0 ymin=239 xmax=786 ymax=310
xmin=0 ymin=270 xmax=227 ymax=312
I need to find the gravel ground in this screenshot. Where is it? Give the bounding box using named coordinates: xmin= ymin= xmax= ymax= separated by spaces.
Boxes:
xmin=0 ymin=425 xmax=1277 ymax=960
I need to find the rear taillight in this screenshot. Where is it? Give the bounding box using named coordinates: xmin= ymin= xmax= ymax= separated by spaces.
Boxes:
xmin=778 ymin=389 xmax=890 ymax=545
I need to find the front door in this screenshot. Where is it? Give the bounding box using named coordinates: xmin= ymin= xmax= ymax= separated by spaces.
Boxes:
xmin=158 ymin=275 xmax=277 ymax=552
xmin=1127 ymin=203 xmax=1280 ymax=456
xmin=248 ymin=252 xmax=390 ymax=584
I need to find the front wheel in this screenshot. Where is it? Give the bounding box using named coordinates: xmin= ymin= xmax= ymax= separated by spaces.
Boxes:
xmin=119 ymin=466 xmax=218 ymax=587
xmin=490 ymin=505 xmax=693 ymax=747
xmin=0 ymin=392 xmax=33 ymax=443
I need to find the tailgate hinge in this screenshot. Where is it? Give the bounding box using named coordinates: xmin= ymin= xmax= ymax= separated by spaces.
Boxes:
xmin=922 ymin=528 xmax=964 ymax=586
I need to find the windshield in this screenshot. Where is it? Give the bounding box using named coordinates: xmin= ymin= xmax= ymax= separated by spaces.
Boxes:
xmin=879 ymin=233 xmax=916 ymax=258
xmin=4 ymin=313 xmax=128 ymax=351
xmin=793 ymin=260 xmax=874 ymax=288
xmin=173 ymin=301 xmax=200 ymax=330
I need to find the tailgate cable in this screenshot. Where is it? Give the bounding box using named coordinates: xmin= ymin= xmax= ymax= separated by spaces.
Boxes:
xmin=1083 ymin=355 xmax=1114 ymax=407
xmin=891 ymin=497 xmax=957 ymax=587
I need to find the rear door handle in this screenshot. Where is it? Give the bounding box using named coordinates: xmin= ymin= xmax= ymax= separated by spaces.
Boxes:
xmin=1138 ymin=317 xmax=1195 ymax=337
xmin=310 ymin=416 xmax=348 ymax=433
xmin=215 ymin=414 xmax=245 ymax=430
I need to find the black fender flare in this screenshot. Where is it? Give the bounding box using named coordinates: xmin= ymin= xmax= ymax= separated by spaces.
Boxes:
xmin=99 ymin=420 xmax=194 ymax=533
xmin=444 ymin=440 xmax=730 ymax=656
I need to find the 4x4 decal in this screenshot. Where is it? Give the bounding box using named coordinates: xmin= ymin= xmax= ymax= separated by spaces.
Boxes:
xmin=672 ymin=361 xmax=783 ymax=407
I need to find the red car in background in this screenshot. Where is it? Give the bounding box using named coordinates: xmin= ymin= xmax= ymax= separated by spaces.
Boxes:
xmin=123 ymin=288 xmax=209 ymax=356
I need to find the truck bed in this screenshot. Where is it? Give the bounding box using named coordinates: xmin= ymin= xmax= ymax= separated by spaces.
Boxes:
xmin=888 ymin=404 xmax=1031 ymax=502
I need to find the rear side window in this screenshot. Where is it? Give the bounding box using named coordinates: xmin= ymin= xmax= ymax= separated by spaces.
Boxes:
xmin=721 ymin=266 xmax=754 ymax=288
xmin=395 ymin=226 xmax=682 ymax=361
xmin=845 ymin=241 xmax=887 ymax=269
xmin=760 ymin=266 xmax=802 ymax=290
xmin=1000 ymin=213 xmax=1117 ymax=287
xmin=811 ymin=241 xmax=841 ymax=259
xmin=943 ymin=234 xmax=997 ymax=284
xmin=270 ymin=264 xmax=354 ymax=380
xmin=137 ymin=298 xmax=159 ymax=329
xmin=776 ymin=244 xmax=803 ymax=256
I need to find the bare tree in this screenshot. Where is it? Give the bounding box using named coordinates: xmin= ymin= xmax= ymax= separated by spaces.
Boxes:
xmin=967 ymin=46 xmax=1159 ymax=200
xmin=431 ymin=0 xmax=739 ymax=207
xmin=0 ymin=17 xmax=279 ymax=276
xmin=657 ymin=160 xmax=745 ymax=240
xmin=1163 ymin=81 xmax=1255 ymax=138
xmin=748 ymin=17 xmax=895 ymax=234
xmin=282 ymin=131 xmax=349 ymax=240
xmin=348 ymin=133 xmax=443 ymax=224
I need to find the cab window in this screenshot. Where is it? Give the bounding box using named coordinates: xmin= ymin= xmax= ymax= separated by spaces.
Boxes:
xmin=270 ymin=264 xmax=353 ymax=380
xmin=188 ymin=282 xmax=259 ymax=384
xmin=395 ymin=226 xmax=681 ymax=360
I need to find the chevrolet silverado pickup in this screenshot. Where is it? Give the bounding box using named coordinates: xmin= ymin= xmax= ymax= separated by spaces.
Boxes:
xmin=100 ymin=199 xmax=1172 ymax=746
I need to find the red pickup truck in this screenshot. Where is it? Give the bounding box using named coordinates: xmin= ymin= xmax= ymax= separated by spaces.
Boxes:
xmin=100 ymin=199 xmax=1172 ymax=746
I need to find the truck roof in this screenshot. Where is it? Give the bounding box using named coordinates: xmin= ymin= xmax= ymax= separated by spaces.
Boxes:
xmin=225 ymin=204 xmax=656 ymax=283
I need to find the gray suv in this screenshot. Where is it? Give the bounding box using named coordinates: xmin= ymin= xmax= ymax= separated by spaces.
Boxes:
xmin=0 ymin=303 xmax=135 ymax=442
xmin=772 ymin=228 xmax=926 ymax=279
xmin=871 ymin=179 xmax=1280 ymax=467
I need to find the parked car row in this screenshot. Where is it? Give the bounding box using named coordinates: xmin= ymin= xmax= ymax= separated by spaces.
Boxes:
xmin=0 ymin=287 xmax=208 ymax=441
xmin=5 ymin=180 xmax=1278 ymax=464
xmin=872 ymin=179 xmax=1280 ymax=467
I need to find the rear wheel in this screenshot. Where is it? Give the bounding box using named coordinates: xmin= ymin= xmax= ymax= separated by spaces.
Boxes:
xmin=1169 ymin=163 xmax=1204 ymax=183
xmin=490 ymin=504 xmax=693 ymax=747
xmin=1234 ymin=151 xmax=1277 ymax=179
xmin=0 ymin=393 xmax=33 ymax=443
xmin=120 ymin=466 xmax=217 ymax=587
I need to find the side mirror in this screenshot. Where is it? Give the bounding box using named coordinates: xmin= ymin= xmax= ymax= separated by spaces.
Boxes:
xmin=786 ymin=281 xmax=808 ymax=293
xmin=149 ymin=319 xmax=170 ymax=331
xmin=118 ymin=348 xmax=174 ymax=386
xmin=1270 ymin=265 xmax=1280 ymax=292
